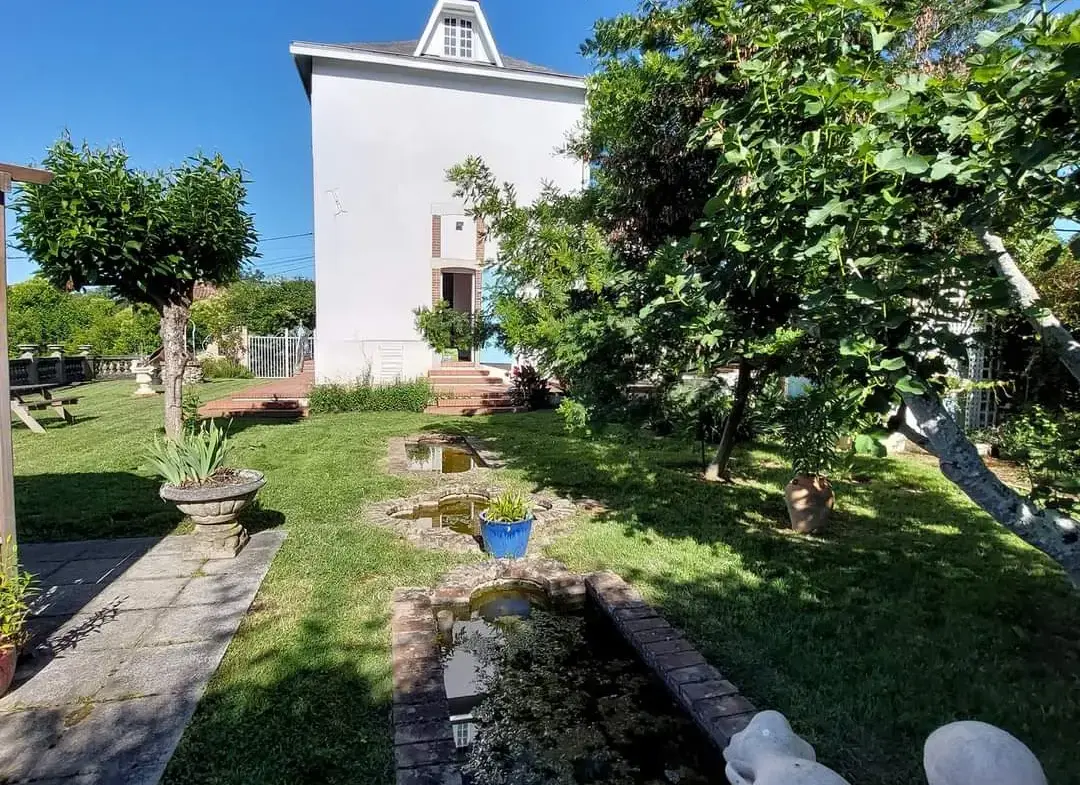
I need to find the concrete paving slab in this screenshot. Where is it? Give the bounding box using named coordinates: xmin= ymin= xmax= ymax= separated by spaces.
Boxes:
xmin=24 ymin=693 xmax=200 ymax=782
xmin=35 ymin=609 xmax=160 ymax=655
xmin=139 ymin=603 xmax=247 ymax=647
xmin=45 ymin=557 xmax=135 ymax=586
xmin=1 ymin=649 xmax=125 ymax=710
xmin=0 ymin=530 xmax=286 ymax=785
xmin=83 ymin=577 xmax=191 ymax=613
xmin=96 ymin=638 xmax=233 ymax=701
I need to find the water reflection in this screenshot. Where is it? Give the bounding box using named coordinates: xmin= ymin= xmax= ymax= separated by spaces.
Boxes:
xmin=405 ymin=441 xmax=478 ymax=473
xmin=393 ymin=497 xmax=488 ymax=536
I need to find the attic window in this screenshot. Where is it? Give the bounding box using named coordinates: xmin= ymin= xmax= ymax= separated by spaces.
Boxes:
xmin=443 ymin=17 xmax=473 ymax=58
xmin=455 ymin=221 xmax=465 ymax=231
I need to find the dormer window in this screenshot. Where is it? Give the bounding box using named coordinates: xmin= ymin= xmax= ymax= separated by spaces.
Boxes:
xmin=443 ymin=16 xmax=473 ymax=58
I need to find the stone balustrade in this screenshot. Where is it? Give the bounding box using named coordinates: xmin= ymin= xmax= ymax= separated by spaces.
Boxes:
xmin=8 ymin=346 xmax=145 ymax=385
xmin=724 ymin=711 xmax=1047 ymax=785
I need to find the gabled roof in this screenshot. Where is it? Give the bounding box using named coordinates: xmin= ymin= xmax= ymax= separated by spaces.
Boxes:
xmin=289 ymin=0 xmax=584 ymax=97
xmin=326 ymin=39 xmax=573 ymax=78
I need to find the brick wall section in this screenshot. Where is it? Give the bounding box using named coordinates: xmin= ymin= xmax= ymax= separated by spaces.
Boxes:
xmin=586 ymin=571 xmax=759 ymax=750
xmin=474 ymin=218 xmax=486 ymax=262
xmin=431 ymin=270 xmax=442 ymax=308
xmin=432 ymin=215 xmax=442 ymax=258
xmin=391 ymin=588 xmax=461 ymax=785
xmin=474 ymin=219 xmax=485 ymax=314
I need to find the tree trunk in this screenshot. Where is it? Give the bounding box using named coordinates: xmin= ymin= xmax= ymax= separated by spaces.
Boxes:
xmin=161 ymin=301 xmax=190 ymax=439
xmin=899 ymin=390 xmax=1080 ymax=583
xmin=976 ymin=227 xmax=1080 ymax=384
xmin=705 ymin=360 xmax=753 ymax=482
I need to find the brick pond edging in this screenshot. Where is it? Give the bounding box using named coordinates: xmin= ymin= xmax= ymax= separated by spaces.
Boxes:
xmin=389 ymin=563 xmax=758 ymax=785
xmin=367 ymin=485 xmax=578 ymax=555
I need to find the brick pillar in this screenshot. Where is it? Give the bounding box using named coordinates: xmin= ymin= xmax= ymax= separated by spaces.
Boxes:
xmin=475 ymin=217 xmax=486 ymax=262
xmin=473 ymin=269 xmax=483 ymax=315
xmin=431 ymin=269 xmax=442 ymax=307
xmin=431 ymin=215 xmax=442 ymax=258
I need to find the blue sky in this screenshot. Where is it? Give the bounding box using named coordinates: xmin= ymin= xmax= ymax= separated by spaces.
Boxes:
xmin=1 ymin=0 xmax=633 ymax=283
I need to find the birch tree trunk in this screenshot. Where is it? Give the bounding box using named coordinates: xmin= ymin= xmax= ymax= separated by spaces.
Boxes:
xmin=899 ymin=390 xmax=1080 ymax=583
xmin=160 ymin=301 xmax=190 ymax=439
xmin=705 ymin=360 xmax=753 ymax=482
xmin=976 ymin=227 xmax=1080 ymax=383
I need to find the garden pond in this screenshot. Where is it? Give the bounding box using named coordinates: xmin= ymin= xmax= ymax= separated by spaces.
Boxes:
xmin=440 ymin=587 xmax=723 ymax=785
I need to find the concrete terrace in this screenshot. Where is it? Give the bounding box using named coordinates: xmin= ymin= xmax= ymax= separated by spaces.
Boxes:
xmin=0 ymin=531 xmax=285 ymax=784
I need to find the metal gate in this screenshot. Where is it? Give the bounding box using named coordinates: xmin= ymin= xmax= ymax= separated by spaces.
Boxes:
xmin=245 ymin=333 xmax=313 ymax=378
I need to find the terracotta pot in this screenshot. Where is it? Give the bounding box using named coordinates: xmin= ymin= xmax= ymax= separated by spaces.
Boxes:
xmin=1 ymin=645 xmax=16 ymax=697
xmin=784 ymin=475 xmax=835 ymax=533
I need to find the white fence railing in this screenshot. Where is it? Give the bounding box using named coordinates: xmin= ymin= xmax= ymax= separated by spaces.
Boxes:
xmin=246 ymin=334 xmax=313 ymax=379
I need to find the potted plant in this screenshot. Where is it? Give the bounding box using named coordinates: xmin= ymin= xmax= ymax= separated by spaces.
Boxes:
xmin=1 ymin=546 xmax=35 ymax=697
xmin=778 ymin=386 xmax=855 ymax=533
xmin=414 ymin=301 xmax=496 ymax=362
xmin=480 ymin=491 xmax=533 ymax=559
xmin=148 ymin=421 xmax=265 ymax=558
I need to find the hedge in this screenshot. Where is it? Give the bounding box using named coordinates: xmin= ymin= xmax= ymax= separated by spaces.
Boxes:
xmin=308 ymin=379 xmax=434 ymax=414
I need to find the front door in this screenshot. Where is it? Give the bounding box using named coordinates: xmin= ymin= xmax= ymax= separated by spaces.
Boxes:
xmin=441 ymin=271 xmax=476 ymax=361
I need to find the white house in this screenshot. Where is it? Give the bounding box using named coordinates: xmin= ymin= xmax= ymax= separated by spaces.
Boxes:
xmin=290 ymin=0 xmax=587 ymax=384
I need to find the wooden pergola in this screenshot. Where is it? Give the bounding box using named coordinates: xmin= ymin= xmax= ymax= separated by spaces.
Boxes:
xmin=0 ymin=162 xmax=53 ymax=574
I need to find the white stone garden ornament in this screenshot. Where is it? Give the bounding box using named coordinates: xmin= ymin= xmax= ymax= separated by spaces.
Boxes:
xmin=724 ymin=712 xmax=1047 ymax=785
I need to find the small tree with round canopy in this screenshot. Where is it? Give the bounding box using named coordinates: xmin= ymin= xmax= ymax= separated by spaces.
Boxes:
xmin=14 ymin=138 xmax=258 ymax=437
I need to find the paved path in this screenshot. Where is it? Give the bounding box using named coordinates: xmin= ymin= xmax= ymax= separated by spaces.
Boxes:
xmin=0 ymin=531 xmax=285 ymax=784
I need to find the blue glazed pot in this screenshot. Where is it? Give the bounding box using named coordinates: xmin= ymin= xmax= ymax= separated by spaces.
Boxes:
xmin=479 ymin=512 xmax=533 ymax=559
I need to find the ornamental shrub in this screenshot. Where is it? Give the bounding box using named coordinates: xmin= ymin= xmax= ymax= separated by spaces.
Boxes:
xmin=309 ymin=377 xmax=434 ymax=414
xmin=201 ymin=357 xmax=255 ymax=380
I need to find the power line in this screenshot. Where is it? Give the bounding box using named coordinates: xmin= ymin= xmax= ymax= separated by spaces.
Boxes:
xmin=260 ymin=229 xmax=315 ymax=242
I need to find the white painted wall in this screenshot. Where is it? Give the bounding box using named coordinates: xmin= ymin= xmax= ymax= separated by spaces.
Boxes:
xmin=441 ymin=213 xmax=475 ymax=261
xmin=309 ymin=59 xmax=585 ymax=383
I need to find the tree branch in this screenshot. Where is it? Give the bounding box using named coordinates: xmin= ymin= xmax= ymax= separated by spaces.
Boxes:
xmin=976 ymin=227 xmax=1080 ymax=384
xmin=901 ymin=389 xmax=1080 ymax=584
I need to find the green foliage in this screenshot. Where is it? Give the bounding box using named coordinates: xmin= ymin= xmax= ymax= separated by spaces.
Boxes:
xmin=7 ymin=277 xmax=160 ymax=355
xmin=201 ymin=357 xmax=254 ymax=380
xmin=412 ymin=301 xmax=494 ymax=354
xmin=191 ymin=279 xmax=315 ymax=346
xmin=182 ymin=389 xmax=203 ymax=436
xmin=0 ymin=542 xmax=36 ymax=649
xmin=308 ymin=378 xmax=433 ymax=414
xmin=557 ymin=398 xmax=591 ymax=435
xmin=485 ymin=491 xmax=531 ymax=523
xmin=146 ymin=420 xmax=232 ymax=486
xmin=779 ymin=384 xmax=863 ymax=478
xmin=15 ymin=139 xmax=258 ymax=310
xmin=999 ymin=406 xmax=1080 ymax=514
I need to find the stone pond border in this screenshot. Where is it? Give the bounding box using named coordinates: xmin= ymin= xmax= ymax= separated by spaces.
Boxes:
xmin=390 ymin=564 xmax=759 ymax=785
xmin=387 ymin=434 xmax=507 ymax=477
xmin=367 ymin=484 xmax=578 ymax=555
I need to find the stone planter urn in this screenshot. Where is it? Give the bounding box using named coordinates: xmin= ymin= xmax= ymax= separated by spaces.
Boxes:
xmin=132 ymin=363 xmax=160 ymax=397
xmin=0 ymin=645 xmax=16 ymax=697
xmin=159 ymin=470 xmax=266 ymax=558
xmin=784 ymin=475 xmax=835 ymax=533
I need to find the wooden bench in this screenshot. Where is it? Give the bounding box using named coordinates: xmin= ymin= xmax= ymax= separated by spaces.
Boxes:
xmin=10 ymin=387 xmax=80 ymax=433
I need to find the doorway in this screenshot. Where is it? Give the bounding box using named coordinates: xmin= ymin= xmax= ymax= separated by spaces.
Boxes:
xmin=442 ymin=270 xmax=476 ymax=361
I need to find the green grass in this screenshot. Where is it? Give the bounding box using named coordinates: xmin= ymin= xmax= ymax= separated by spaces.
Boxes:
xmin=12 ymin=383 xmax=1080 ymax=785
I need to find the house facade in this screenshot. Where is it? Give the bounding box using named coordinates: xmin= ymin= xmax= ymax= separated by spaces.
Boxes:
xmin=290 ymin=0 xmax=587 ymax=384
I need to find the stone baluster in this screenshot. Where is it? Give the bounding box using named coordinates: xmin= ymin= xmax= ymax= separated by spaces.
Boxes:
xmin=723 ymin=713 xmax=1047 ymax=785
xmin=77 ymin=345 xmax=94 ymax=382
xmin=47 ymin=344 xmax=66 ymax=385
xmin=17 ymin=345 xmax=39 ymax=385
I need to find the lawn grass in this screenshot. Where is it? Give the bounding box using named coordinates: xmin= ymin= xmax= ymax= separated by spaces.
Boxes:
xmin=11 ymin=382 xmax=1080 ymax=785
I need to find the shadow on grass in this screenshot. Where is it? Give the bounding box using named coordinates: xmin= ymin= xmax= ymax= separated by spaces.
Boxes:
xmin=161 ymin=617 xmax=392 ymax=785
xmin=426 ymin=413 xmax=1080 ymax=785
xmin=15 ymin=472 xmax=185 ymax=542
xmin=15 ymin=472 xmax=287 ymax=543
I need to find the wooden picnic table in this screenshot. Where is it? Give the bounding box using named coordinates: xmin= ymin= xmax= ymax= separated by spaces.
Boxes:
xmin=9 ymin=383 xmax=80 ymax=434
